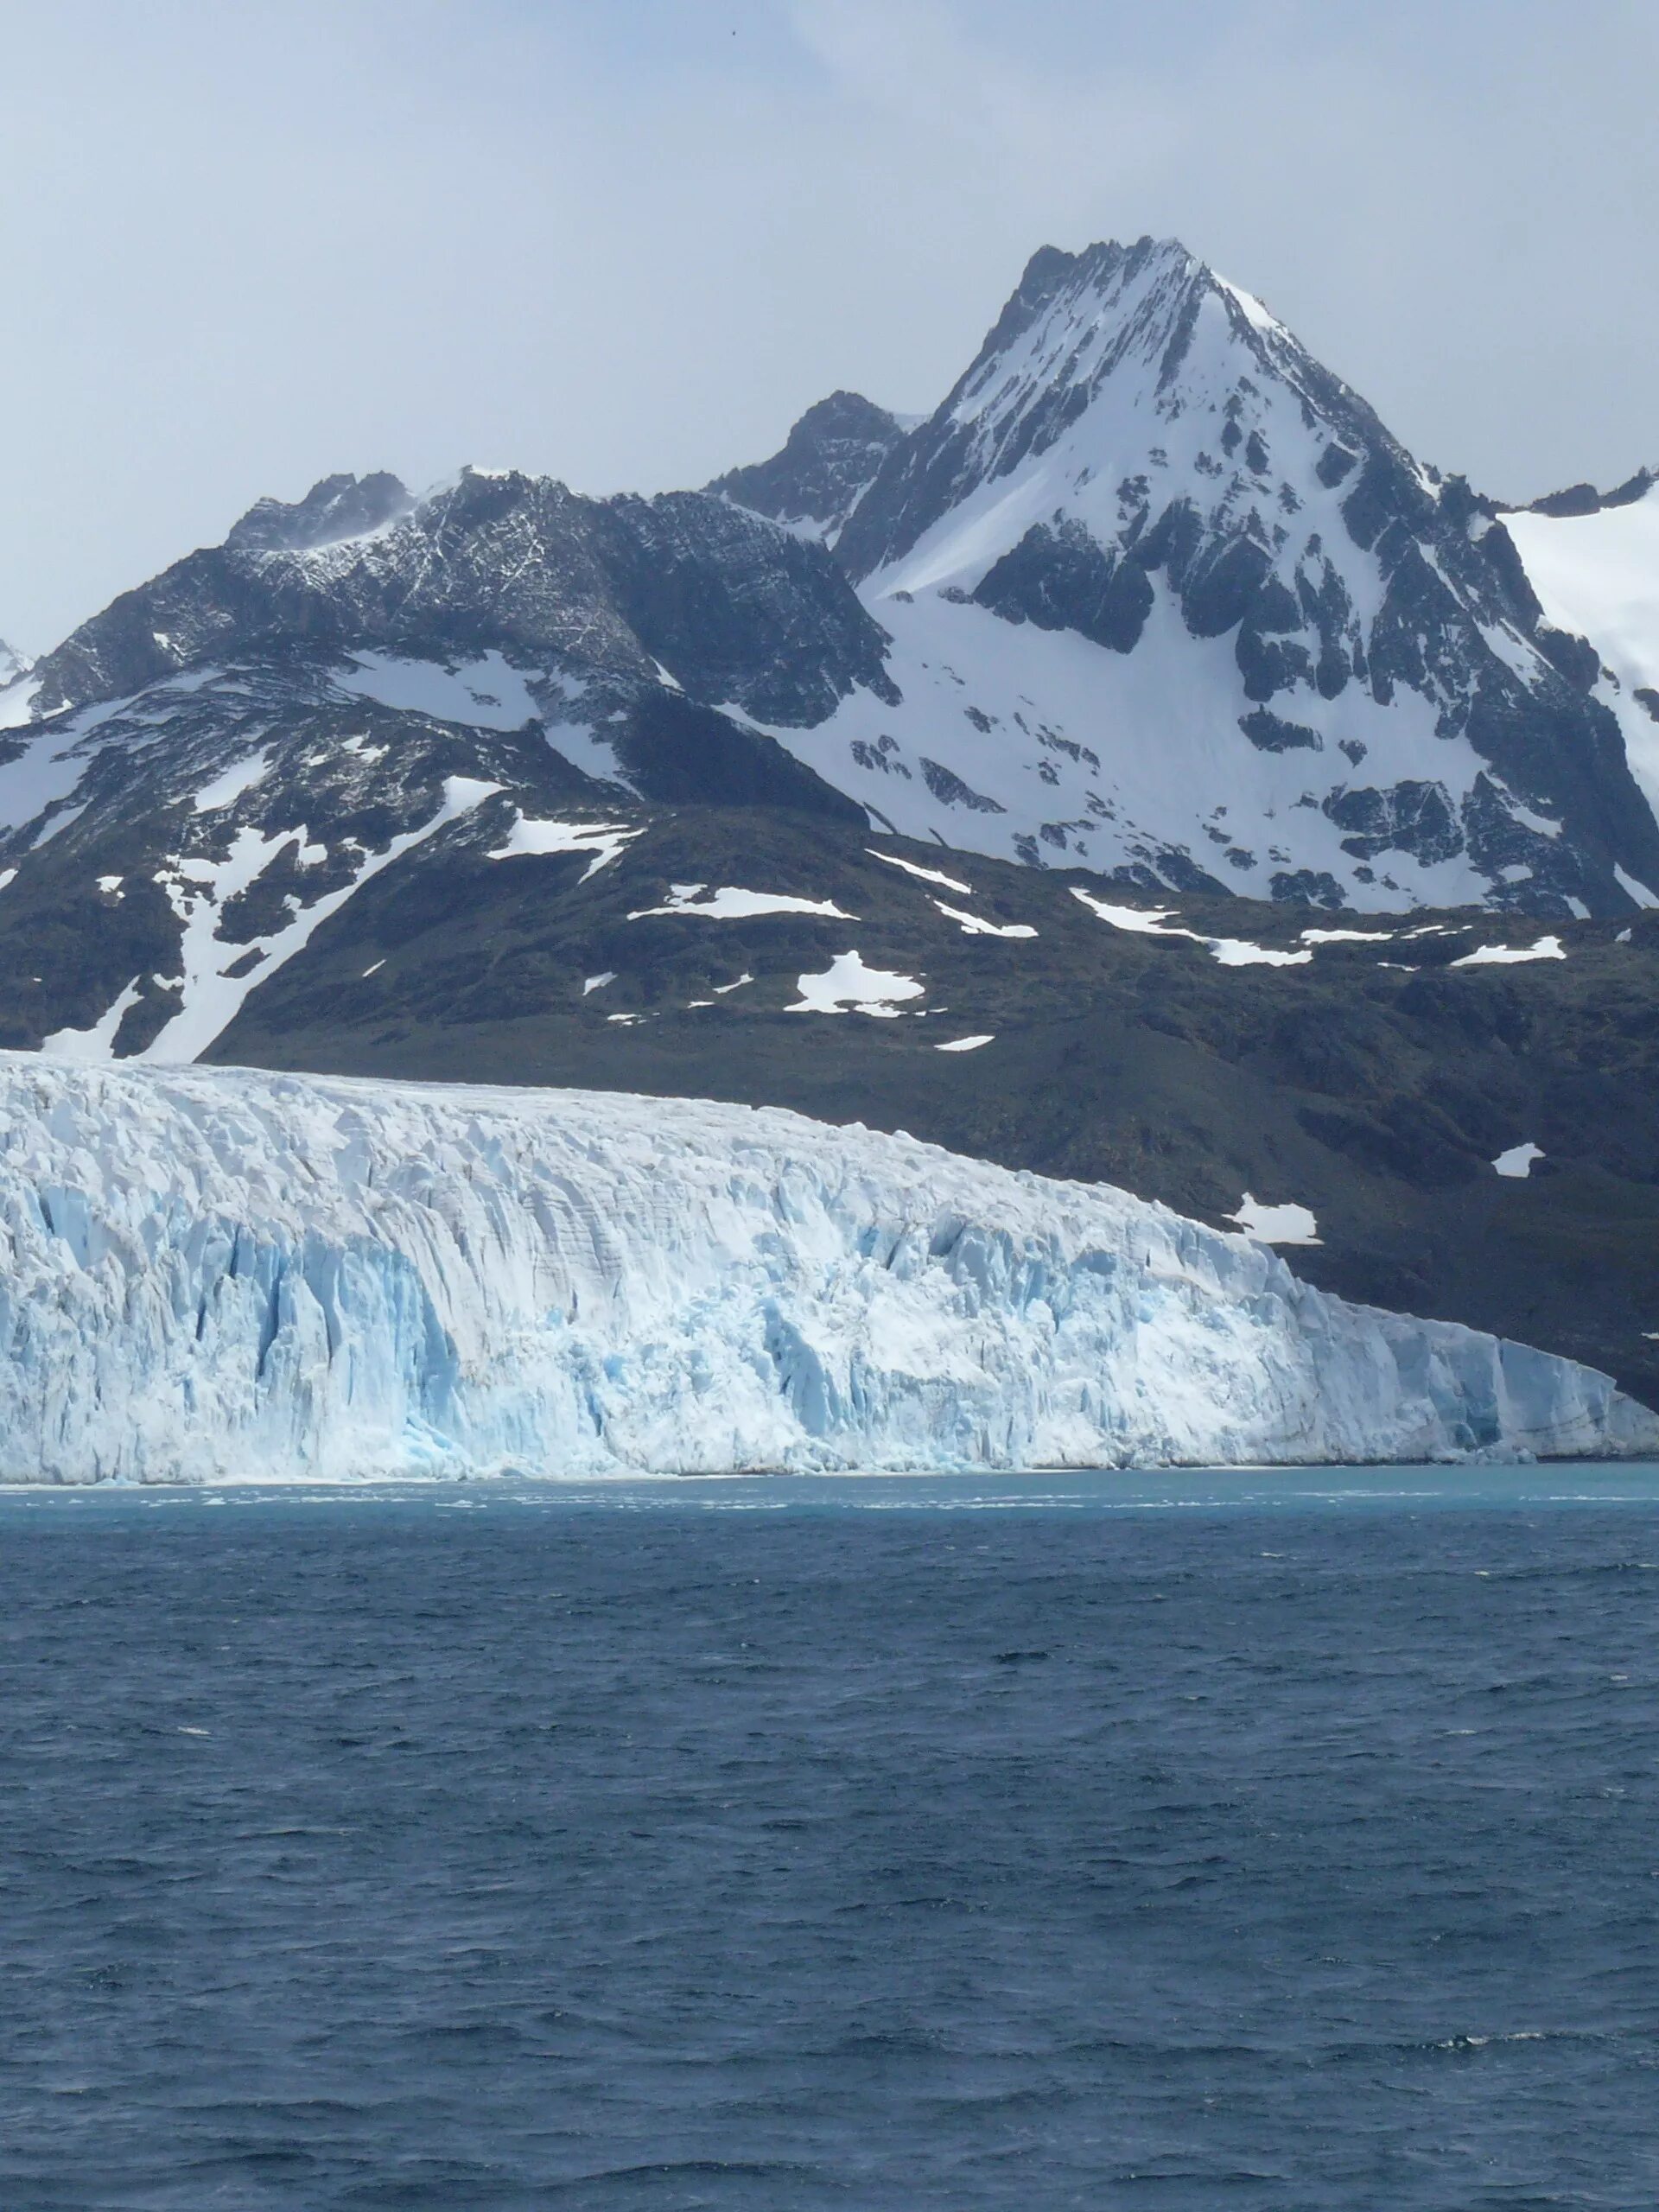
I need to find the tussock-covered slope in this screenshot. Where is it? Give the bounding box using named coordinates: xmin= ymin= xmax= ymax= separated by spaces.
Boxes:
xmin=0 ymin=1054 xmax=1651 ymax=1484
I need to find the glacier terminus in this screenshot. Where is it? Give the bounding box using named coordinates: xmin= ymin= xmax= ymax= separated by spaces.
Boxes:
xmin=0 ymin=1054 xmax=1650 ymax=1484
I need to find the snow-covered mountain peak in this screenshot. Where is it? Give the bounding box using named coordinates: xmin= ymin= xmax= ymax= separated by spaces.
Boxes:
xmin=836 ymin=233 xmax=1425 ymax=596
xmin=748 ymin=237 xmax=1659 ymax=913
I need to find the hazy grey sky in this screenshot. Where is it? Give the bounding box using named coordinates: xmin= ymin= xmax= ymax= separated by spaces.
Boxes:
xmin=3 ymin=0 xmax=1656 ymax=651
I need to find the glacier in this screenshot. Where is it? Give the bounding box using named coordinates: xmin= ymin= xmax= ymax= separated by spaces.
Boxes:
xmin=0 ymin=1052 xmax=1653 ymax=1484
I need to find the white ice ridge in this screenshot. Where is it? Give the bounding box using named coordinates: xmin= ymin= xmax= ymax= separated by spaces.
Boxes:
xmin=0 ymin=1056 xmax=1652 ymax=1485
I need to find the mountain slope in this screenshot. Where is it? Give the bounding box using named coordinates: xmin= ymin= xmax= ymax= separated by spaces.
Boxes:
xmin=721 ymin=238 xmax=1659 ymax=914
xmin=1503 ymin=471 xmax=1659 ymax=891
xmin=4 ymin=1053 xmax=1650 ymax=1481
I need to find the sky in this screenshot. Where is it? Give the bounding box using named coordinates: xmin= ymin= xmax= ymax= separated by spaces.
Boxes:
xmin=2 ymin=0 xmax=1656 ymax=652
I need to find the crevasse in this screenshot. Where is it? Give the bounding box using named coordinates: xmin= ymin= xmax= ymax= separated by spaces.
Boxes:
xmin=0 ymin=1053 xmax=1651 ymax=1483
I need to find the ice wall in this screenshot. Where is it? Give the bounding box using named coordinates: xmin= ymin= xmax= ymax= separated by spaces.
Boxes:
xmin=0 ymin=1054 xmax=1651 ymax=1482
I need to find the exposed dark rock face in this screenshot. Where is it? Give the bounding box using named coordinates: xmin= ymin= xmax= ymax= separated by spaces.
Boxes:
xmin=706 ymin=391 xmax=908 ymax=541
xmin=973 ymin=522 xmax=1154 ymax=652
xmin=29 ymin=469 xmax=894 ymax=732
xmin=226 ymin=471 xmax=414 ymax=553
xmin=1524 ymin=467 xmax=1655 ymax=518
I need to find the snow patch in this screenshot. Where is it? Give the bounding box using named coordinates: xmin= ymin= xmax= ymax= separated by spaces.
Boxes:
xmin=487 ymin=815 xmax=643 ymax=881
xmin=1070 ymin=887 xmax=1310 ymax=967
xmin=1452 ymin=935 xmax=1566 ymax=967
xmin=191 ymin=753 xmax=270 ymax=814
xmin=1228 ymin=1194 xmax=1321 ymax=1245
xmin=1493 ymin=1142 xmax=1545 ymax=1179
xmin=866 ymin=847 xmax=974 ymax=895
xmin=627 ymin=884 xmax=855 ymax=922
xmin=930 ymin=899 xmax=1036 ymax=938
xmin=40 ymin=978 xmax=145 ymax=1064
xmin=333 ymin=650 xmax=543 ymax=732
xmin=788 ymin=950 xmax=925 ymax=1017
xmin=935 ymin=1034 xmax=995 ymax=1052
xmin=141 ymin=777 xmax=502 ymax=1064
xmin=582 ymin=972 xmax=617 ymax=996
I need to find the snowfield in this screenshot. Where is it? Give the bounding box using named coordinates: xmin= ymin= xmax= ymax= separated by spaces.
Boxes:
xmin=0 ymin=1056 xmax=1651 ymax=1484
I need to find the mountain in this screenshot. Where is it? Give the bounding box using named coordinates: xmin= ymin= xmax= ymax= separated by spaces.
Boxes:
xmin=0 ymin=639 xmax=28 ymax=690
xmin=723 ymin=239 xmax=1659 ymax=912
xmin=5 ymin=1053 xmax=1650 ymax=1481
xmin=2 ymin=235 xmax=1658 ymax=1417
xmin=705 ymin=391 xmax=910 ymax=541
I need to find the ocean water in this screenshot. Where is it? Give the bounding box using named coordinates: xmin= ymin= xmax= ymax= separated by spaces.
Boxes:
xmin=3 ymin=1470 xmax=1659 ymax=2210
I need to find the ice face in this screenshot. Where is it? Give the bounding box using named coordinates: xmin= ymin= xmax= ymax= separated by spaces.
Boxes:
xmin=0 ymin=1053 xmax=1651 ymax=1484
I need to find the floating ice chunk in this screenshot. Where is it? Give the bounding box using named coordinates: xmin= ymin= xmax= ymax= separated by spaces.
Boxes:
xmin=935 ymin=1034 xmax=995 ymax=1052
xmin=931 ymin=899 xmax=1037 ymax=939
xmin=488 ymin=814 xmax=642 ymax=881
xmin=582 ymin=972 xmax=617 ymax=995
xmin=1227 ymin=1193 xmax=1321 ymax=1245
xmin=866 ymin=847 xmax=973 ymax=894
xmin=788 ymin=950 xmax=925 ymax=1016
xmin=1493 ymin=1142 xmax=1545 ymax=1179
xmin=191 ymin=753 xmax=270 ymax=814
xmin=628 ymin=884 xmax=855 ymax=921
xmin=1452 ymin=936 xmax=1566 ymax=967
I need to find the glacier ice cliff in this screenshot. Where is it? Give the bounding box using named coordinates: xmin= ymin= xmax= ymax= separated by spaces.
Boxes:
xmin=0 ymin=1053 xmax=1653 ymax=1483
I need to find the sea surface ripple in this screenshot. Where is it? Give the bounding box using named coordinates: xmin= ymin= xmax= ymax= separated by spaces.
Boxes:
xmin=3 ymin=1471 xmax=1658 ymax=2209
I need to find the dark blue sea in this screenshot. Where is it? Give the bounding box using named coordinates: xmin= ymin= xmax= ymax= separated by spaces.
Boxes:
xmin=4 ymin=1466 xmax=1659 ymax=2210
